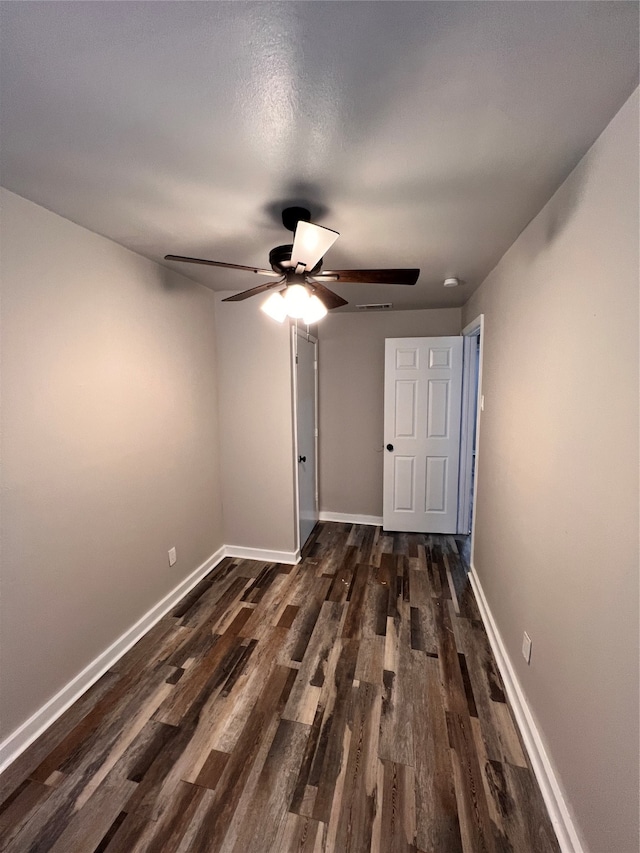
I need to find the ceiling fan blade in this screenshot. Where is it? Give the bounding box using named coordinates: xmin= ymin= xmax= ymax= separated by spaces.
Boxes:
xmin=307 ymin=280 xmax=349 ymax=310
xmin=164 ymin=254 xmax=281 ymax=277
xmin=290 ymin=221 xmax=339 ymax=272
xmin=221 ymin=280 xmax=285 ymax=302
xmin=316 ymin=268 xmax=419 ymax=285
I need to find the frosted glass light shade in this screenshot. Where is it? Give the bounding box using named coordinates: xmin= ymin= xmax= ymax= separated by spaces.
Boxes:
xmin=283 ymin=284 xmax=310 ymax=318
xmin=262 ymin=285 xmax=329 ymax=324
xmin=261 ymin=291 xmax=287 ymax=322
xmin=291 ymin=221 xmax=339 ymax=271
xmin=302 ymin=295 xmax=328 ymax=325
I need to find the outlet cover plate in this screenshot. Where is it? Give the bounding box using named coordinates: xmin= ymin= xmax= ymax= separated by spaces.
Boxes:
xmin=168 ymin=547 xmax=177 ymax=567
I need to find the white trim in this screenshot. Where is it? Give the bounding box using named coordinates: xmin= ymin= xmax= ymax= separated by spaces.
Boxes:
xmin=469 ymin=563 xmax=585 ymax=853
xmin=319 ymin=511 xmax=383 ymax=527
xmin=0 ymin=544 xmax=226 ymax=775
xmin=291 ymin=325 xmax=320 ymax=553
xmin=291 ymin=324 xmax=301 ymax=551
xmin=462 ymin=314 xmax=484 ymax=569
xmin=461 ymin=316 xmax=483 ymax=338
xmin=457 ymin=336 xmax=475 ymax=533
xmin=224 ymin=544 xmax=300 ymax=565
xmin=457 ymin=318 xmax=483 ymax=534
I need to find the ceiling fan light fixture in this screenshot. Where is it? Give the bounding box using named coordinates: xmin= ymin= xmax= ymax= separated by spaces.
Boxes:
xmin=261 ymin=291 xmax=288 ymax=323
xmin=283 ymin=284 xmax=311 ymax=318
xmin=302 ymin=295 xmax=328 ymax=325
xmin=291 ymin=221 xmax=339 ymax=271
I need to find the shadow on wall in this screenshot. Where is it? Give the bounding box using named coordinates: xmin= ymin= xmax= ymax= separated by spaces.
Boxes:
xmin=515 ymin=153 xmax=588 ymax=266
xmin=544 ymin=151 xmax=589 ymax=244
xmin=158 ymin=262 xmax=212 ymax=294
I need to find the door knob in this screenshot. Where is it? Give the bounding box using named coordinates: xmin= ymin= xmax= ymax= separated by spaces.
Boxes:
xmin=386 ymin=444 xmax=394 ymax=452
xmin=298 ymin=455 xmax=306 ymax=463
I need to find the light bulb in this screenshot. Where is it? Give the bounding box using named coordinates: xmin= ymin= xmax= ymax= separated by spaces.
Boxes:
xmin=302 ymin=295 xmax=328 ymax=325
xmin=283 ymin=284 xmax=310 ymax=318
xmin=261 ymin=291 xmax=287 ymax=322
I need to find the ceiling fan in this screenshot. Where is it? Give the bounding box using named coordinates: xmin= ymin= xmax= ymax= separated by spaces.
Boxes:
xmin=164 ymin=207 xmax=419 ymax=323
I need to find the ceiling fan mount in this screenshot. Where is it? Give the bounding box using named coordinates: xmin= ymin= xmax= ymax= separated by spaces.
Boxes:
xmin=281 ymin=206 xmax=311 ymax=233
xmin=164 ymin=207 xmax=419 ymax=317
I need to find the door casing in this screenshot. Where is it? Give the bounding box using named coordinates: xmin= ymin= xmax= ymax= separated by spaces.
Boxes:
xmin=291 ymin=325 xmax=319 ymax=553
xmin=458 ymin=315 xmax=485 ymax=560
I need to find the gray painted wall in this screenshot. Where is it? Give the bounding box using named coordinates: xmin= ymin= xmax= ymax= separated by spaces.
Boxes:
xmin=214 ymin=296 xmax=297 ymax=554
xmin=0 ymin=189 xmax=224 ymax=739
xmin=463 ymin=89 xmax=639 ymax=853
xmin=318 ymin=308 xmax=462 ymax=518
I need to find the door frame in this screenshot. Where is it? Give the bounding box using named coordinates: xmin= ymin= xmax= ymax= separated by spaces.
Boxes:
xmin=291 ymin=324 xmax=319 ymax=554
xmin=457 ymin=314 xmax=485 ymax=565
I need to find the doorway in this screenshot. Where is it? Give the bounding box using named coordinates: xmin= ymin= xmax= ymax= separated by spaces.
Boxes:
xmin=292 ymin=326 xmax=319 ymax=551
xmin=457 ymin=315 xmax=484 ymax=566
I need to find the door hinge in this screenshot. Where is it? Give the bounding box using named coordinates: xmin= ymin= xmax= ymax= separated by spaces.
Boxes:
xmin=295 ymin=354 xmax=298 ymax=364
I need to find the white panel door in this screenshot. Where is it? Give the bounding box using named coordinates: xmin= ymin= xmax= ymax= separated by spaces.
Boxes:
xmin=295 ymin=332 xmax=318 ymax=548
xmin=383 ymin=336 xmax=463 ymax=533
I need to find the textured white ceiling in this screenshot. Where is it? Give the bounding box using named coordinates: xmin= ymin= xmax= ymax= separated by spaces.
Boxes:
xmin=1 ymin=1 xmax=638 ymax=310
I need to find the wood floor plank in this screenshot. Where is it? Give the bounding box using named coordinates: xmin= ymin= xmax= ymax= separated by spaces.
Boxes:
xmin=410 ymin=652 xmax=463 ymax=853
xmin=274 ymin=812 xmax=326 ymax=852
xmin=202 ymin=626 xmax=289 ymax=756
xmin=0 ymin=780 xmax=53 ymax=850
xmin=306 ymin=637 xmax=358 ymax=825
xmin=203 ymin=673 xmax=297 ymax=850
xmin=0 ymin=523 xmax=559 ymax=853
xmin=379 ymin=610 xmax=414 ymax=766
xmin=176 ymin=664 xmax=297 ymax=853
xmin=4 ymin=663 xmax=177 ymax=853
xmin=486 ymin=759 xmax=560 ymax=853
xmin=153 ymin=632 xmax=241 ymax=726
xmin=47 ymin=777 xmax=137 ymax=853
xmin=451 ymin=613 xmax=528 ymax=768
xmin=277 ymin=603 xmax=301 ymax=629
xmin=281 ymin=579 xmax=333 ymax=664
xmin=229 ymin=719 xmax=310 ymax=853
xmin=447 ymin=710 xmax=496 ymax=853
xmin=341 ymin=563 xmax=371 ymax=639
xmin=0 ymin=670 xmax=122 ymax=805
xmin=194 ymin=748 xmax=230 ymax=790
xmin=282 ymin=600 xmax=344 ymax=725
xmin=331 ymin=680 xmax=381 ymax=853
xmin=93 ymin=807 xmax=150 ymax=853
xmin=354 ymin=635 xmax=385 ymax=685
xmin=27 ymin=655 xmax=169 ymax=786
xmin=240 ymin=564 xmax=301 ymax=639
xmin=379 ymin=760 xmax=417 ymax=853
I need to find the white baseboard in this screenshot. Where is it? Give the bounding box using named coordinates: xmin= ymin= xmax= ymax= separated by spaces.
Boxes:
xmin=0 ymin=545 xmax=227 ymax=776
xmin=319 ymin=511 xmax=383 ymax=527
xmin=224 ymin=545 xmax=300 ymax=565
xmin=468 ymin=563 xmax=585 ymax=853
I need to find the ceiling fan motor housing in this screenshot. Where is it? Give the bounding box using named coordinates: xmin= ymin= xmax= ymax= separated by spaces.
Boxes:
xmin=269 ymin=244 xmax=322 ymax=275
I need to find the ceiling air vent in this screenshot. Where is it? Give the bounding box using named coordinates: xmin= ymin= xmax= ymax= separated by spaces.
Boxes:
xmin=356 ymin=302 xmax=393 ymax=311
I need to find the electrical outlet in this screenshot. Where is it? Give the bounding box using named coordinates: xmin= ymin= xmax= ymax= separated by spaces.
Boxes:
xmin=522 ymin=631 xmax=532 ymax=664
xmin=168 ymin=547 xmax=177 ymax=567
xmin=480 ymin=394 xmax=485 ymax=412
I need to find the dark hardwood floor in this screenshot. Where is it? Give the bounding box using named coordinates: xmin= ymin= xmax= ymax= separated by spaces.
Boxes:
xmin=0 ymin=523 xmax=559 ymax=852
